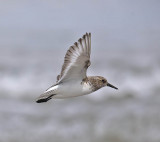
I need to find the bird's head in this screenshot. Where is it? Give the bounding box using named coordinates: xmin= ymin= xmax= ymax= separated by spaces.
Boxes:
xmin=96 ymin=76 xmax=118 ymax=90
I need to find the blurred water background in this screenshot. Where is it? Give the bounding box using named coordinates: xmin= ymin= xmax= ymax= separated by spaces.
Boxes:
xmin=0 ymin=0 xmax=160 ymax=142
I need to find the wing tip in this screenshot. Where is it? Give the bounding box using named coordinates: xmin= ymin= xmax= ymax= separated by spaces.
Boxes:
xmin=77 ymin=32 xmax=91 ymax=43
xmin=85 ymin=32 xmax=91 ymax=36
xmin=36 ymin=94 xmax=54 ymax=103
xmin=74 ymin=42 xmax=78 ymax=46
xmin=78 ymin=38 xmax=82 ymax=44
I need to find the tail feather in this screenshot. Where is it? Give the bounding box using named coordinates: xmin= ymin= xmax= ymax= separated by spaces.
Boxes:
xmin=36 ymin=93 xmax=56 ymax=103
xmin=36 ymin=84 xmax=58 ymax=103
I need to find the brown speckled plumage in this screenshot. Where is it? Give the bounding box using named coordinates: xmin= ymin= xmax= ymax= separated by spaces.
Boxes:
xmin=82 ymin=76 xmax=108 ymax=91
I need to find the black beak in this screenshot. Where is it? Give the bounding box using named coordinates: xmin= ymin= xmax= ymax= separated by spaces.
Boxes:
xmin=107 ymin=83 xmax=118 ymax=90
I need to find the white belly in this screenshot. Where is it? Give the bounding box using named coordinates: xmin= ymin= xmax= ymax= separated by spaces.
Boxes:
xmin=53 ymin=80 xmax=92 ymax=99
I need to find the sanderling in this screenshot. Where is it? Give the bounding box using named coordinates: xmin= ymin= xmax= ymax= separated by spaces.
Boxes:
xmin=36 ymin=33 xmax=118 ymax=103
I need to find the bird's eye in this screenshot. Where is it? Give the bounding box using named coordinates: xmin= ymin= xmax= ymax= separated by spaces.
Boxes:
xmin=102 ymin=79 xmax=106 ymax=83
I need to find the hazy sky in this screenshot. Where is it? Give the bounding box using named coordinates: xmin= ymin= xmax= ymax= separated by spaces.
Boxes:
xmin=0 ymin=0 xmax=160 ymax=49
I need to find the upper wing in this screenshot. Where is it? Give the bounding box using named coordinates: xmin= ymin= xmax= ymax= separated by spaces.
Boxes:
xmin=57 ymin=33 xmax=91 ymax=83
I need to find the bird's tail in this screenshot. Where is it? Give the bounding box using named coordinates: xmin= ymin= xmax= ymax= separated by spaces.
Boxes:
xmin=36 ymin=93 xmax=56 ymax=103
xmin=36 ymin=84 xmax=58 ymax=103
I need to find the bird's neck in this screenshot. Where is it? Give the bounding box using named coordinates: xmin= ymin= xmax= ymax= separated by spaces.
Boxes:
xmin=82 ymin=76 xmax=102 ymax=91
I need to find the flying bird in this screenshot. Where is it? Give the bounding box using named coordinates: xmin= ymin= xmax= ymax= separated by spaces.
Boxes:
xmin=36 ymin=33 xmax=118 ymax=103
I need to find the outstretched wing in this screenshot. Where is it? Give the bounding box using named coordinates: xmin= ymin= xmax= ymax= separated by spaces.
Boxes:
xmin=57 ymin=33 xmax=91 ymax=83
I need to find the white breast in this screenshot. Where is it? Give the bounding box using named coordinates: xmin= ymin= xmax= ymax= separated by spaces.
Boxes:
xmin=82 ymin=82 xmax=92 ymax=94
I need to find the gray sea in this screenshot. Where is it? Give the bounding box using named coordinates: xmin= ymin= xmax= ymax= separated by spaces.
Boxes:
xmin=0 ymin=0 xmax=160 ymax=141
xmin=0 ymin=45 xmax=160 ymax=142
